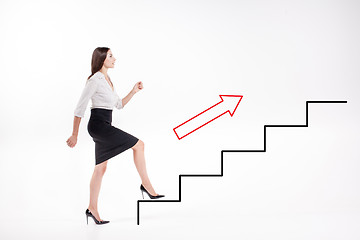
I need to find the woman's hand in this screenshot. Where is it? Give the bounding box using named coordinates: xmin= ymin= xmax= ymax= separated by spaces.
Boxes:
xmin=132 ymin=81 xmax=143 ymax=94
xmin=66 ymin=135 xmax=78 ymax=148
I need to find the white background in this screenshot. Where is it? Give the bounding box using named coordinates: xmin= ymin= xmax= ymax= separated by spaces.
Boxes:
xmin=0 ymin=0 xmax=359 ymax=239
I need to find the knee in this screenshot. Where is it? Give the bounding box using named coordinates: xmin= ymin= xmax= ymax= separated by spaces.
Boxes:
xmin=132 ymin=139 xmax=144 ymax=152
xmin=94 ymin=162 xmax=107 ymax=175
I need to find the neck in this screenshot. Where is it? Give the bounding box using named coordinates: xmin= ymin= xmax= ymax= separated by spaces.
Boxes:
xmin=100 ymin=66 xmax=108 ymax=77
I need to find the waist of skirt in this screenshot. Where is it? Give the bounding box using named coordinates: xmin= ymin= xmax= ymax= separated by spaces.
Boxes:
xmin=89 ymin=108 xmax=112 ymax=123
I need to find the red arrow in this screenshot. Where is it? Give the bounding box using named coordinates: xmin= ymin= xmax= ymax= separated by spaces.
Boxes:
xmin=173 ymin=95 xmax=243 ymax=140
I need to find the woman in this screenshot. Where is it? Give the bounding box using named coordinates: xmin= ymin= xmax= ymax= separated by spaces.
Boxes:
xmin=66 ymin=47 xmax=164 ymax=225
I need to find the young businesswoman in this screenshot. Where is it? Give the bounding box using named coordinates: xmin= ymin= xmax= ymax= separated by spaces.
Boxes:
xmin=66 ymin=47 xmax=164 ymax=225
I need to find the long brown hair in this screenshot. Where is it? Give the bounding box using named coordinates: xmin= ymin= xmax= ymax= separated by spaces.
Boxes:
xmin=87 ymin=47 xmax=110 ymax=80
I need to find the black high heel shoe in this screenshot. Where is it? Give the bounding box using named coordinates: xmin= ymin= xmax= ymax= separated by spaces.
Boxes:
xmin=140 ymin=184 xmax=165 ymax=199
xmin=85 ymin=209 xmax=110 ymax=225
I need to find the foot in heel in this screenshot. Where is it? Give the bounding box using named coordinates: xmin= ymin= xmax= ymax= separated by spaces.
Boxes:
xmin=85 ymin=209 xmax=110 ymax=225
xmin=140 ymin=184 xmax=165 ymax=199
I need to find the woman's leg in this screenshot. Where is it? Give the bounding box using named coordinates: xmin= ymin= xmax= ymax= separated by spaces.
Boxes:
xmin=131 ymin=140 xmax=158 ymax=196
xmin=88 ymin=160 xmax=108 ymax=221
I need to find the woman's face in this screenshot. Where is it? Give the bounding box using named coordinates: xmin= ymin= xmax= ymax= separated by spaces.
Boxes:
xmin=103 ymin=50 xmax=116 ymax=69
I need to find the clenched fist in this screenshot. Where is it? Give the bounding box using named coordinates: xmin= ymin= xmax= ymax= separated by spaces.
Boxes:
xmin=66 ymin=135 xmax=77 ymax=148
xmin=132 ymin=81 xmax=143 ymax=94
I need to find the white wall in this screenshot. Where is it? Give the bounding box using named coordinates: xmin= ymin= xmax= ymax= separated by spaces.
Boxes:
xmin=0 ymin=0 xmax=359 ymax=239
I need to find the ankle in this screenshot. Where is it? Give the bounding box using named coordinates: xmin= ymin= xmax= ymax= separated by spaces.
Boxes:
xmin=141 ymin=182 xmax=152 ymax=188
xmin=88 ymin=206 xmax=98 ymax=212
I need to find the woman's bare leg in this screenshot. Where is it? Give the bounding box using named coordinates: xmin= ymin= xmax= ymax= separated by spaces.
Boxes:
xmin=131 ymin=140 xmax=158 ymax=196
xmin=87 ymin=160 xmax=108 ymax=221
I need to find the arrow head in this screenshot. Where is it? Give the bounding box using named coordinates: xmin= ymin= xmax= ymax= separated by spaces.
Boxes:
xmin=220 ymin=95 xmax=243 ymax=116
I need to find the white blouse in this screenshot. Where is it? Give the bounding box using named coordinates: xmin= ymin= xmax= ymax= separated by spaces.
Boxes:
xmin=74 ymin=71 xmax=123 ymax=118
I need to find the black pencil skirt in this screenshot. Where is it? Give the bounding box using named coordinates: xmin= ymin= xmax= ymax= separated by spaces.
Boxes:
xmin=87 ymin=108 xmax=139 ymax=165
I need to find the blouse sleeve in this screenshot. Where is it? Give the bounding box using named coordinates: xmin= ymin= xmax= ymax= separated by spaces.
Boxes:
xmin=74 ymin=79 xmax=98 ymax=118
xmin=114 ymin=91 xmax=123 ymax=109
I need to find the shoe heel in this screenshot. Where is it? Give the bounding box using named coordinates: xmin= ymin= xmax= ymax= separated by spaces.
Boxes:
xmin=141 ymin=190 xmax=144 ymax=199
xmin=86 ymin=215 xmax=88 ymax=225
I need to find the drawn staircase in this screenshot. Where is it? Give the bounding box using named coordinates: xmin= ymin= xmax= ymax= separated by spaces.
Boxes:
xmin=137 ymin=100 xmax=347 ymax=225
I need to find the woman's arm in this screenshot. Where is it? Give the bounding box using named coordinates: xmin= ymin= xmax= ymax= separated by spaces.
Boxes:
xmin=122 ymin=81 xmax=143 ymax=107
xmin=66 ymin=116 xmax=81 ymax=148
xmin=68 ymin=78 xmax=98 ymax=148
